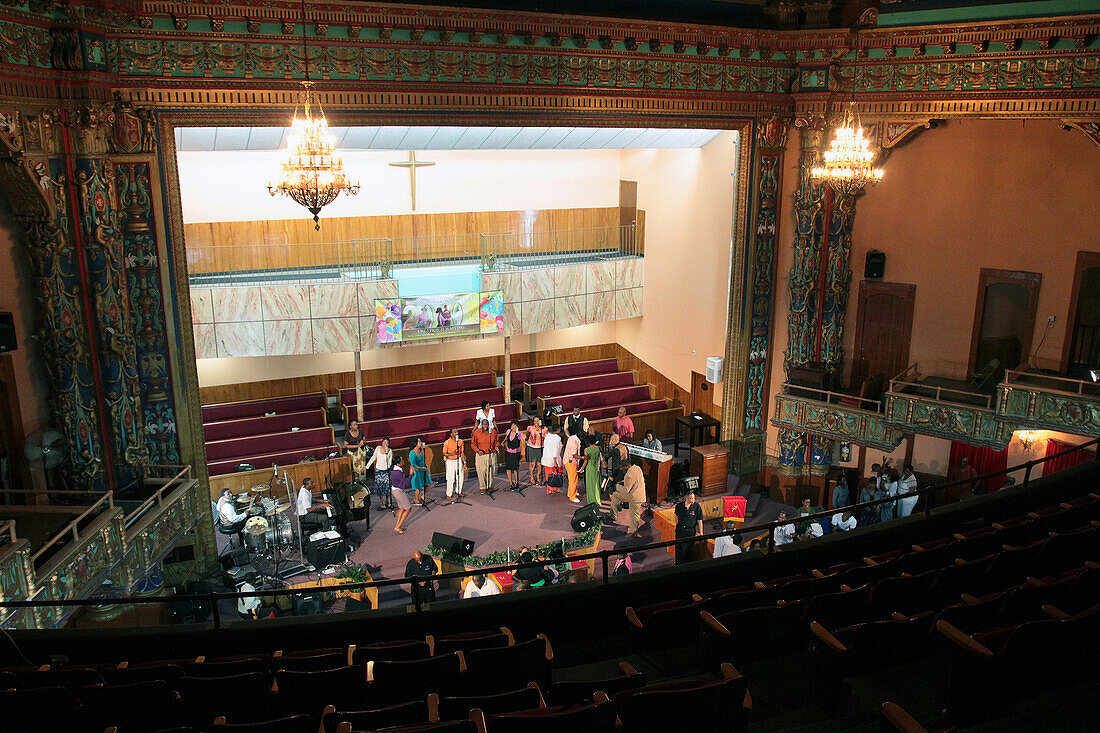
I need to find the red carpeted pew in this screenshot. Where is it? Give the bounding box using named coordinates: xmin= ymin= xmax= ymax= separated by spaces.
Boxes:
xmin=539 ymin=385 xmax=652 ymax=412
xmin=202 ymin=409 xmax=328 ymax=443
xmin=207 ymin=445 xmax=339 ymax=476
xmin=359 ymin=402 xmax=522 ymax=440
xmin=510 ymin=358 xmax=618 ymax=386
xmin=527 ymin=372 xmax=636 ymax=402
xmin=205 ymin=425 xmax=335 ymax=462
xmin=582 ymin=399 xmax=668 ymax=421
xmin=344 ymin=386 xmax=502 ymax=424
xmin=339 ymin=372 xmax=495 ymax=405
xmin=201 ymin=392 xmax=326 ymax=423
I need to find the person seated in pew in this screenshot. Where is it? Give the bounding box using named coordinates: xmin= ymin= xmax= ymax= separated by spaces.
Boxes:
xmin=796 ymin=496 xmax=824 ymax=535
xmin=462 ymin=574 xmax=500 ymax=599
xmin=641 ymin=430 xmax=663 ymax=454
xmin=773 ymin=512 xmax=795 ymax=546
xmin=512 ymin=550 xmax=551 ymax=590
xmin=713 ymin=523 xmax=742 ymax=558
xmin=832 ymin=510 xmax=857 ymax=532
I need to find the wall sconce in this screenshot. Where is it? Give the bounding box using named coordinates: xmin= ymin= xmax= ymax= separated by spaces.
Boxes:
xmin=1015 ymin=429 xmax=1040 ymax=452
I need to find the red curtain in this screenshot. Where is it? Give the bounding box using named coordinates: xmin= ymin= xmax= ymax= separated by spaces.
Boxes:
xmin=1043 ymin=439 xmax=1095 ymax=476
xmin=948 ymin=441 xmax=1009 ymax=494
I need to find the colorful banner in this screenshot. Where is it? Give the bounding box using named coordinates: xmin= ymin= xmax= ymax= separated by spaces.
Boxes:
xmin=375 ymin=290 xmax=504 ymax=344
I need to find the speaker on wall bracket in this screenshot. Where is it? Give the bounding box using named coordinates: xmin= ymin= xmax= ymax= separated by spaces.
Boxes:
xmin=865 ymin=250 xmax=886 ymax=280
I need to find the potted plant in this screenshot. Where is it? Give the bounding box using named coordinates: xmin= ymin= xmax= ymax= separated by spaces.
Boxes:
xmin=334 ymin=563 xmax=370 ymax=602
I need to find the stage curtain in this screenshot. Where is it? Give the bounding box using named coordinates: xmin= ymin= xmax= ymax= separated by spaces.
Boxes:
xmin=1042 ymin=439 xmax=1095 ymax=476
xmin=948 ymin=441 xmax=1008 ymax=493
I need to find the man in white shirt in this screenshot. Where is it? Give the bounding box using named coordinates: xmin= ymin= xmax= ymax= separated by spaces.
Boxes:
xmin=541 ymin=426 xmax=564 ymax=493
xmin=897 ymin=463 xmax=919 ymax=517
xmin=832 ymin=510 xmax=858 ymax=532
xmin=217 ymin=489 xmax=245 ymax=526
xmin=237 ymin=580 xmax=262 ymax=618
xmin=773 ymin=511 xmax=795 ymax=546
xmin=462 ymin=574 xmax=501 ymax=599
xmin=296 ymin=477 xmax=331 ymax=531
xmin=712 ymin=521 xmax=742 ymax=558
xmin=474 ymin=400 xmax=496 ymax=431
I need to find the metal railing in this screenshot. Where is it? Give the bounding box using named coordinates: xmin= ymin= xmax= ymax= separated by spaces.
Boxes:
xmin=480 ymin=223 xmax=638 ymax=271
xmin=888 ymin=362 xmax=995 ymax=410
xmin=1003 ymin=368 xmax=1100 ymax=396
xmin=781 ymin=382 xmax=882 ymax=412
xmin=1 ymin=438 xmax=1096 ymax=627
xmin=187 ymin=238 xmax=395 ymax=287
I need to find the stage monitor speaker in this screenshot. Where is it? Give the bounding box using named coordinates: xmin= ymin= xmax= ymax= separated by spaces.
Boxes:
xmin=306 ymin=537 xmax=346 ymax=569
xmin=571 ymin=502 xmax=601 ymax=533
xmin=0 ymin=312 xmax=15 ymax=353
xmin=705 ymin=356 xmax=724 ymax=384
xmin=432 ymin=532 xmax=475 ymax=557
xmin=220 ymin=546 xmax=251 ymax=571
xmin=672 ymin=475 xmax=701 ymax=499
xmin=294 ymin=593 xmax=323 ymax=616
xmin=865 ymin=250 xmax=886 ymax=280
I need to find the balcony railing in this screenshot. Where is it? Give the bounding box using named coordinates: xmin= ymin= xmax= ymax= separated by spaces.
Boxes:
xmin=888 ymin=363 xmax=994 ymax=410
xmin=997 ymin=369 xmax=1100 ymax=437
xmin=772 ymin=384 xmax=907 ymax=451
xmin=480 ymin=222 xmax=639 ymax=271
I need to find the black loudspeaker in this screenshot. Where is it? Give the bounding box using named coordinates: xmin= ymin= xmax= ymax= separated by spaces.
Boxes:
xmin=294 ymin=593 xmax=323 ymax=616
xmin=432 ymin=531 xmax=475 ymax=557
xmin=220 ymin=546 xmax=251 ymax=571
xmin=0 ymin=312 xmax=15 ymax=353
xmin=171 ymin=599 xmax=210 ymax=624
xmin=571 ymin=502 xmax=600 ymax=532
xmin=865 ymin=250 xmax=886 ymax=279
xmin=306 ymin=537 xmax=346 ymax=569
xmin=671 ymin=475 xmax=701 ymax=499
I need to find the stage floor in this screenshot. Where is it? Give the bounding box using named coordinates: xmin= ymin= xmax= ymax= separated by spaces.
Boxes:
xmin=217 ymin=464 xmax=792 ymax=614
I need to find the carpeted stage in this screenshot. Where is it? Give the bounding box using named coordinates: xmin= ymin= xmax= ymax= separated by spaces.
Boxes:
xmin=216 ymin=462 xmax=792 ymax=615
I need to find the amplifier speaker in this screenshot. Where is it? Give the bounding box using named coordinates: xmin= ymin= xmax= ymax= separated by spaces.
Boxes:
xmin=571 ymin=502 xmax=601 ymax=532
xmin=220 ymin=546 xmax=251 ymax=571
xmin=672 ymin=475 xmax=701 ymax=499
xmin=306 ymin=537 xmax=346 ymax=569
xmin=294 ymin=593 xmax=323 ymax=616
xmin=865 ymin=250 xmax=886 ymax=279
xmin=431 ymin=532 xmax=475 ymax=557
xmin=0 ymin=312 xmax=15 ymax=353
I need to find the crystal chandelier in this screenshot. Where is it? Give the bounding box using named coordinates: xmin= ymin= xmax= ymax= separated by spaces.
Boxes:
xmin=267 ymin=1 xmax=358 ymax=229
xmin=810 ymin=103 xmax=884 ymax=195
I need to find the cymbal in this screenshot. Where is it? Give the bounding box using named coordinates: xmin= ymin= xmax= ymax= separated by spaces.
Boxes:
xmin=243 ymin=516 xmax=270 ymax=535
xmin=250 ymin=485 xmax=270 ymax=494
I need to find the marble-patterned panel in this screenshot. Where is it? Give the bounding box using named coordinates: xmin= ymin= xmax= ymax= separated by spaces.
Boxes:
xmin=261 ymin=284 xmax=310 ymax=321
xmin=214 ymin=322 xmax=264 ymax=357
xmin=502 ymin=301 xmax=520 ymax=336
xmin=310 ymin=283 xmax=359 ymax=318
xmin=586 ymin=291 xmax=615 ymax=324
xmin=620 ymin=258 xmax=644 ymax=289
xmin=358 ymin=317 xmax=380 ymax=351
xmin=615 ymin=287 xmax=643 ymax=320
xmin=496 ymin=272 xmax=522 ymax=302
xmin=211 ymin=286 xmax=261 ymax=323
xmin=586 ymin=261 xmax=616 ymax=294
xmin=264 ymin=319 xmax=313 ymax=356
xmin=193 ymin=324 xmax=217 ymax=359
xmin=553 ymin=265 xmax=586 ymax=298
xmin=521 ymin=269 xmax=555 ymax=302
xmin=554 ymin=296 xmax=586 ymax=329
xmin=189 ymin=288 xmax=214 ymax=324
xmin=358 ymin=279 xmax=401 ymax=313
xmin=521 ymin=299 xmax=556 ymax=334
xmin=312 ymin=317 xmax=359 ymax=354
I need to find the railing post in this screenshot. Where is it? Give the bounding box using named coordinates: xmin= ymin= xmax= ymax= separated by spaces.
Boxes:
xmin=411 ymin=580 xmax=422 ymax=612
xmin=1023 ymin=461 xmax=1034 ymax=488
xmin=210 ymin=592 xmax=221 ymax=629
xmin=601 ymin=552 xmax=610 ymax=582
xmin=767 ymin=523 xmax=776 ymax=553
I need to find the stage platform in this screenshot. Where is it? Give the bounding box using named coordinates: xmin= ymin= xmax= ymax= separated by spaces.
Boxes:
xmin=215 ymin=462 xmax=791 ymax=618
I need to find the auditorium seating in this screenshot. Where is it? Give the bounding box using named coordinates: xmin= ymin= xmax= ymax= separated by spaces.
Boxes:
xmin=345 ymin=386 xmax=503 ymax=424
xmin=526 ymin=371 xmax=636 ymax=403
xmin=202 ymin=392 xmax=327 ymax=423
xmin=203 ymin=409 xmax=328 ymax=442
xmin=206 ymin=425 xmax=338 ymax=476
xmin=538 ymin=385 xmax=651 ymax=412
xmin=339 ymin=373 xmax=496 ymax=405
xmin=509 ymin=358 xmax=618 ymax=388
xmin=359 ymin=402 xmax=519 ymax=441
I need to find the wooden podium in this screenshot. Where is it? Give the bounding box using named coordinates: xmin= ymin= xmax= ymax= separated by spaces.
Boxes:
xmin=691 ymin=443 xmax=729 ymax=496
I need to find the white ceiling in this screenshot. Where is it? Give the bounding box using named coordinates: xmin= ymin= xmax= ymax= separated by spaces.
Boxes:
xmin=174 ymin=126 xmax=725 ymax=152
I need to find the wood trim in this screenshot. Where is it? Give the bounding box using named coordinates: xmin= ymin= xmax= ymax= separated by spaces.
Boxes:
xmin=1060 ymin=251 xmax=1100 ymax=373
xmin=0 ymin=354 xmax=31 ymax=497
xmin=967 ymin=268 xmax=1042 ymax=377
xmin=852 ymin=280 xmax=916 ymax=389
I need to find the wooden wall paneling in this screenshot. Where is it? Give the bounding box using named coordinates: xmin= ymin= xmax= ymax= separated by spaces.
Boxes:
xmin=207 ymin=455 xmax=353 ymax=501
xmin=589 ymin=407 xmax=683 ymax=444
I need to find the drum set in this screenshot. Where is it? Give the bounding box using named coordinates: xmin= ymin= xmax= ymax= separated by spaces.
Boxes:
xmin=236 ymin=484 xmax=295 ymax=554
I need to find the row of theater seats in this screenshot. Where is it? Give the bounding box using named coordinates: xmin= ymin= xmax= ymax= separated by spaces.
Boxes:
xmin=1 ymin=628 xmax=750 ymax=733
xmin=200 ymin=359 xmax=678 ymax=475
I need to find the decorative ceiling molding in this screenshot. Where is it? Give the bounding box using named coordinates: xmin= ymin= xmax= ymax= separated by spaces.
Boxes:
xmin=1061 ymin=118 xmax=1100 ymax=149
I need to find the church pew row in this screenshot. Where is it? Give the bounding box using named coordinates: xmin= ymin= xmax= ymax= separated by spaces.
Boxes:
xmin=581 ymin=399 xmax=668 ymax=422
xmin=338 ymin=372 xmax=496 ymax=406
xmin=202 ymin=409 xmax=329 ymax=443
xmin=358 ymin=402 xmax=522 ymax=441
xmin=589 ymin=407 xmax=684 ymax=446
xmin=525 ymin=371 xmax=636 ymax=404
xmin=205 ymin=425 xmax=336 ymax=463
xmin=387 ymin=419 xmax=532 ymax=475
xmin=344 ymin=386 xmax=502 ymax=425
xmin=509 ymin=358 xmax=619 ymax=387
xmin=201 ymin=391 xmax=326 ymax=423
xmin=538 ymin=385 xmax=652 ymax=413
xmin=207 ymin=444 xmax=340 ymax=476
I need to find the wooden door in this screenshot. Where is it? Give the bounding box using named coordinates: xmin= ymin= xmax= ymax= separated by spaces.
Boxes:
xmin=690 ymin=370 xmax=715 ymax=417
xmin=968 ymin=269 xmax=1041 ymax=382
xmin=852 ymin=281 xmax=916 ymax=391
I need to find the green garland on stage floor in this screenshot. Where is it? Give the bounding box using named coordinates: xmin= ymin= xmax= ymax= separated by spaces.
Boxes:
xmin=425 ymin=520 xmax=603 ymax=569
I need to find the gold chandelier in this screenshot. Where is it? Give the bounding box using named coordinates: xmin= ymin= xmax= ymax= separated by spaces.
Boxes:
xmin=267 ymin=1 xmax=358 ymax=229
xmin=811 ymin=103 xmax=884 ymax=195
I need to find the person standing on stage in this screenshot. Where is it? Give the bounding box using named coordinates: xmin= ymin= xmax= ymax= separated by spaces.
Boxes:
xmin=562 ymin=428 xmax=583 ymax=504
xmin=503 ymin=421 xmax=523 ymax=491
xmin=343 ymin=420 xmax=366 ymax=454
xmin=475 ymin=400 xmax=496 ymax=431
xmin=581 ymin=429 xmax=603 ymax=506
xmin=525 ymin=417 xmax=546 ymax=487
xmin=405 ymin=550 xmax=438 ymax=603
xmin=541 ymin=424 xmax=564 ymax=495
xmin=602 ymin=433 xmax=629 ymax=494
xmin=673 ymin=490 xmax=705 ymax=564
xmin=442 ymin=428 xmax=466 ymax=503
xmin=365 ymin=437 xmax=395 ymax=511
xmin=390 ymin=458 xmax=413 ymax=534
xmin=612 ymin=407 xmax=635 ymax=441
xmin=472 ymin=419 xmax=499 ymax=494
xmin=409 ymin=437 xmax=431 ymax=508
xmin=606 ymin=461 xmax=646 ymax=538
xmin=564 ymin=405 xmax=589 ymax=440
